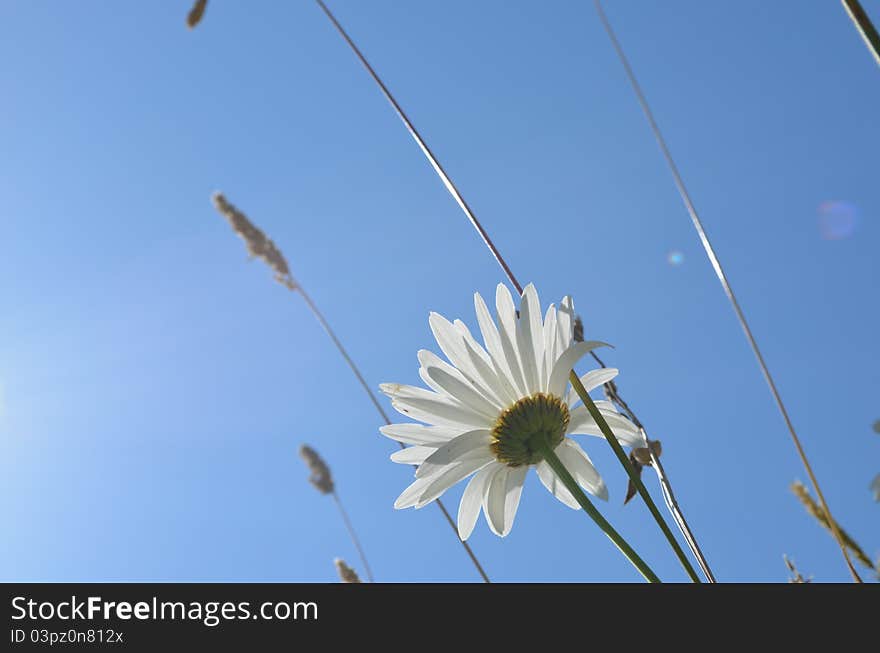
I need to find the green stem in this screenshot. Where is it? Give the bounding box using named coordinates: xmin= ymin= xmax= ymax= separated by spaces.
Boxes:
xmin=539 ymin=440 xmax=660 ymax=583
xmin=569 ymin=371 xmax=702 ymax=583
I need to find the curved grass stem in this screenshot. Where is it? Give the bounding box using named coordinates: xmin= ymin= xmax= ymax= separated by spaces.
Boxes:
xmin=841 ymin=0 xmax=880 ymax=68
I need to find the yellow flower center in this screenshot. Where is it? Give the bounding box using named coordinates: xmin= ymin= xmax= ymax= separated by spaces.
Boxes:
xmin=490 ymin=393 xmax=570 ymax=467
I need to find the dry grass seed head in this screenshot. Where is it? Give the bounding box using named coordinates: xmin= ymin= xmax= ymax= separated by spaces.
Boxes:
xmin=334 ymin=558 xmax=361 ymax=583
xmin=212 ymin=192 xmax=297 ymax=290
xmin=791 ymin=481 xmax=876 ymax=570
xmin=186 ymin=0 xmax=208 ymax=29
xmin=299 ymin=444 xmax=334 ymax=495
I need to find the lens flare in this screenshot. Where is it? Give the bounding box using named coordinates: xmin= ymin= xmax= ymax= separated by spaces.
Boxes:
xmin=818 ymin=201 xmax=859 ymax=240
xmin=667 ymin=250 xmax=684 ymax=266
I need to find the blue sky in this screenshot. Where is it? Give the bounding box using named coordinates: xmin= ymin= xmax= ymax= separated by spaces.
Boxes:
xmin=1 ymin=1 xmax=878 ymax=583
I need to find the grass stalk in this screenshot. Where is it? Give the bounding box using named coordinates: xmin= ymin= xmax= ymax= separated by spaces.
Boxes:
xmin=298 ymin=443 xmax=375 ymax=581
xmin=213 ymin=192 xmax=491 ymax=583
xmin=841 ymin=0 xmax=880 ymax=67
xmin=791 ymin=481 xmax=876 ymax=571
xmin=332 ymin=491 xmax=375 ymax=582
xmin=591 ymin=0 xmax=861 ymax=582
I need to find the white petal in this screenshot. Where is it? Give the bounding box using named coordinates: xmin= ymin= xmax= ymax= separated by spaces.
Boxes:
xmin=474 ymin=292 xmax=520 ymax=404
xmin=500 ymin=465 xmax=528 ymax=536
xmin=453 ymin=321 xmax=510 ymax=409
xmin=429 ymin=313 xmax=485 ymax=390
xmin=495 ymin=284 xmax=518 ymax=330
xmin=390 ymin=397 xmax=487 ymax=430
xmin=556 ymin=438 xmax=608 ymax=500
xmin=567 ymin=405 xmax=647 ymax=448
xmin=415 ymin=429 xmax=493 ymax=479
xmin=423 ymin=365 xmax=499 ymax=422
xmin=482 ymin=465 xmax=509 ymax=536
xmin=380 ymin=382 xmax=449 ymax=402
xmin=537 ymin=461 xmax=580 ymax=509
xmin=382 ymin=383 xmax=488 ymax=429
xmin=380 ymin=423 xmax=463 ymax=446
xmin=417 ymin=349 xmax=473 ymax=396
xmin=593 ymin=399 xmax=618 ymax=413
xmin=418 ymin=347 xmax=503 ymax=411
xmin=495 ymin=284 xmax=529 ymax=397
xmin=542 ymin=304 xmax=558 ymax=390
xmin=415 ymin=457 xmax=493 ymax=508
xmin=390 ymin=446 xmax=434 ymax=465
xmin=516 ymin=283 xmax=544 ymax=394
xmin=557 ymin=295 xmax=575 ymax=352
xmin=458 ymin=337 xmax=511 ymax=409
xmin=566 ymin=368 xmax=619 ymax=407
xmin=453 ymin=319 xmax=492 ymax=366
xmin=385 ymin=400 xmax=473 ymax=430
xmin=546 ymin=340 xmax=609 ymax=399
xmin=457 ymin=464 xmax=497 ymax=540
xmin=394 ymin=475 xmax=435 ymax=509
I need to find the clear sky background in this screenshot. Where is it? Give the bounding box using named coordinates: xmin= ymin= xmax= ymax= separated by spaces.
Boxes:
xmin=1 ymin=1 xmax=878 ymax=583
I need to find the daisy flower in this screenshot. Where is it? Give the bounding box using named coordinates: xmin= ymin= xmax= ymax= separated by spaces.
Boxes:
xmin=380 ymin=283 xmax=646 ymax=540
